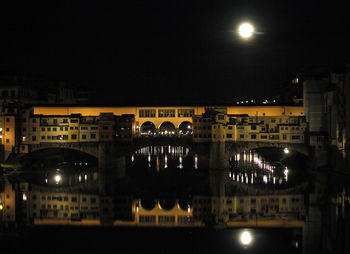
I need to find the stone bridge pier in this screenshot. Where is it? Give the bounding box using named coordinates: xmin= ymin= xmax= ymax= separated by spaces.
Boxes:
xmin=98 ymin=142 xmax=127 ymax=195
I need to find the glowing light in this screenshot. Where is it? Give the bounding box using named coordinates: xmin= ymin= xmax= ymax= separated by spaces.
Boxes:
xmin=55 ymin=174 xmax=62 ymax=184
xmin=284 ymin=147 xmax=290 ymax=154
xmin=263 ymin=175 xmax=268 ymax=184
xmin=187 ymin=205 xmax=191 ymax=213
xmin=238 ymin=23 xmax=254 ymax=38
xmin=240 ymin=230 xmax=253 ymax=245
xmin=22 ymin=193 xmax=27 ymax=201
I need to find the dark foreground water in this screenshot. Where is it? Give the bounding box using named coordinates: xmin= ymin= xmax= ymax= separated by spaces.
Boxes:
xmin=1 ymin=227 xmax=301 ymax=254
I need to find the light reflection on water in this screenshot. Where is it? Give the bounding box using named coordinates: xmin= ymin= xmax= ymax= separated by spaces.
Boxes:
xmin=229 ymin=151 xmax=288 ymax=186
xmin=130 ymin=146 xmax=290 ymax=186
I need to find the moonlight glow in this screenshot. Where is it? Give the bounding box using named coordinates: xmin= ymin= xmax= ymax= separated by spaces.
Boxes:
xmin=240 ymin=231 xmax=253 ymax=245
xmin=238 ymin=23 xmax=254 ymax=38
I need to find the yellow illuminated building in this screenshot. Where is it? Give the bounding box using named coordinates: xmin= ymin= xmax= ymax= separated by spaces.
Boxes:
xmin=192 ymin=194 xmax=305 ymax=224
xmin=0 ymin=105 xmax=305 ymax=154
xmin=1 ymin=181 xmax=114 ymax=225
xmin=193 ymin=109 xmax=307 ymax=143
xmin=132 ymin=199 xmax=194 ymax=226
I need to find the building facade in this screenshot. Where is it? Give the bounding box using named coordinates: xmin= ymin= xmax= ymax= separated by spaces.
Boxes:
xmin=193 ymin=109 xmax=307 ymax=143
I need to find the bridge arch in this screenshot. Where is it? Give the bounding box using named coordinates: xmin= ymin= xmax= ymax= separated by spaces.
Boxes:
xmin=26 ymin=142 xmax=100 ymax=158
xmin=225 ymin=142 xmax=309 ymax=157
xmin=178 ymin=121 xmax=192 ymax=135
xmin=140 ymin=121 xmax=156 ymax=136
xmin=159 ymin=121 xmax=176 ymax=136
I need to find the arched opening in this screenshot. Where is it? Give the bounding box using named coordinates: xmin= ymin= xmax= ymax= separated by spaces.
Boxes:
xmin=178 ymin=121 xmax=192 ymax=136
xmin=159 ymin=122 xmax=176 ymax=136
xmin=140 ymin=121 xmax=156 ymax=136
xmin=140 ymin=198 xmax=156 ymax=210
xmin=16 ymin=148 xmax=98 ymax=186
xmin=159 ymin=198 xmax=176 ymax=210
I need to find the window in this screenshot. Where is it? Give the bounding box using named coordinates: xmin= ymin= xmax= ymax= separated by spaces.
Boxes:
xmin=261 ymin=135 xmax=267 ymax=139
xmin=41 ymin=128 xmax=45 ymax=131
xmin=53 ymin=119 xmax=58 ymax=124
xmin=251 ymin=125 xmax=257 ymax=130
xmin=139 ymin=215 xmax=156 ymax=223
xmin=217 ymin=115 xmax=224 ymax=120
xmin=41 ymin=136 xmax=45 ymax=140
xmin=226 ymin=134 xmax=232 ymax=138
xmin=82 ymin=134 xmax=86 ymax=139
xmin=32 ymin=136 xmax=36 ymax=141
xmin=158 ymin=216 xmax=175 ymax=224
xmin=53 ymin=128 xmax=57 ymax=131
xmin=240 ymin=134 xmax=244 ymax=139
xmin=283 ymin=134 xmax=287 ymax=140
xmin=32 ymin=119 xmax=36 ymax=123
xmin=158 ymin=109 xmax=175 ymax=117
xmin=32 ymin=127 xmax=36 ymax=132
xmin=71 ymin=134 xmax=77 ymax=140
xmin=139 ymin=109 xmax=156 ymax=118
xmin=91 ymin=134 xmax=96 ymax=139
xmin=102 ymin=126 xmax=108 ymax=130
xmin=6 ymin=128 xmax=9 ymax=132
xmin=178 ymin=109 xmax=194 ymax=117
xmin=251 ymin=134 xmax=256 ymax=139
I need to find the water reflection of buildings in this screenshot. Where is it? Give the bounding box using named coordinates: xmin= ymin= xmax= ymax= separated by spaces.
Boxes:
xmin=1 ymin=181 xmax=306 ymax=228
xmin=1 ymin=145 xmax=306 ymax=228
xmin=0 ymin=179 xmax=113 ymax=227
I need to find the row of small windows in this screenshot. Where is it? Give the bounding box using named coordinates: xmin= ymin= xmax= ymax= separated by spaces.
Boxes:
xmin=40 ymin=204 xmax=99 ymax=211
xmin=34 ymin=133 xmax=98 ymax=141
xmin=194 ymin=133 xmax=303 ymax=140
xmin=35 ymin=126 xmax=100 ymax=132
xmin=139 ymin=109 xmax=194 ymax=118
xmin=40 ymin=195 xmax=97 ymax=203
xmin=139 ymin=215 xmax=188 ymax=224
xmin=193 ymin=197 xmax=301 ymax=206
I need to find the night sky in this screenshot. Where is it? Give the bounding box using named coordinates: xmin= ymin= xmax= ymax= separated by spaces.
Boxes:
xmin=0 ymin=0 xmax=349 ymax=105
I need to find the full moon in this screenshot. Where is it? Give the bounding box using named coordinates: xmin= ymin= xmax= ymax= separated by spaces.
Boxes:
xmin=238 ymin=23 xmax=254 ymax=38
xmin=240 ymin=231 xmax=253 ymax=245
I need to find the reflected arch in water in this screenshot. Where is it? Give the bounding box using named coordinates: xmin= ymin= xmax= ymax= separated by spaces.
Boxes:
xmin=17 ymin=148 xmax=98 ymax=186
xmin=159 ymin=198 xmax=176 ymax=210
xmin=140 ymin=198 xmax=156 ymax=210
xmin=140 ymin=121 xmax=156 ymax=136
xmin=178 ymin=121 xmax=192 ymax=135
xmin=159 ymin=121 xmax=176 ymax=136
